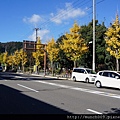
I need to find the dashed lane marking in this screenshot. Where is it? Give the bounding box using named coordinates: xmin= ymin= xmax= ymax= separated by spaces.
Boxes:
xmin=17 ymin=84 xmax=39 ymax=92
xmin=87 ymin=109 xmax=102 ymax=114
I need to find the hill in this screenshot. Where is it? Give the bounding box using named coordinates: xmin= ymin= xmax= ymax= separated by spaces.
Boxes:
xmin=0 ymin=41 xmax=23 ymax=55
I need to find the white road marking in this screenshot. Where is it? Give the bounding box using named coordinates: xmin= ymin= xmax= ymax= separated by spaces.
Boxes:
xmin=87 ymin=109 xmax=102 ymax=114
xmin=17 ymin=84 xmax=39 ymax=92
xmin=36 ymin=81 xmax=120 ymax=99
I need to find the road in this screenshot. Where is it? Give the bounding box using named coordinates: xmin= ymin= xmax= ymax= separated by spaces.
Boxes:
xmin=0 ymin=72 xmax=120 ymax=115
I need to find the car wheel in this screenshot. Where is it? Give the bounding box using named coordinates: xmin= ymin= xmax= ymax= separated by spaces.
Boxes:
xmin=95 ymin=81 xmax=101 ymax=88
xmin=85 ymin=78 xmax=89 ymax=83
xmin=73 ymin=77 xmax=76 ymax=82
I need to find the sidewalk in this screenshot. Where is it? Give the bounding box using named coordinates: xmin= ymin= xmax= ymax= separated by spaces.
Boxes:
xmin=32 ymin=73 xmax=72 ymax=80
xmin=17 ymin=72 xmax=72 ymax=80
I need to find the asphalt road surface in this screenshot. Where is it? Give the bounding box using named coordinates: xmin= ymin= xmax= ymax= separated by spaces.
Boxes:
xmin=0 ymin=72 xmax=120 ymax=117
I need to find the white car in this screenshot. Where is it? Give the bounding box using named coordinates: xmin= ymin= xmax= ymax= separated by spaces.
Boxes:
xmin=95 ymin=70 xmax=120 ymax=89
xmin=71 ymin=67 xmax=96 ymax=83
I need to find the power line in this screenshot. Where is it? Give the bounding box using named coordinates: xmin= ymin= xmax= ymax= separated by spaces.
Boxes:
xmin=21 ymin=0 xmax=106 ymax=42
xmin=39 ymin=0 xmax=91 ymax=29
xmin=39 ymin=0 xmax=92 ymax=36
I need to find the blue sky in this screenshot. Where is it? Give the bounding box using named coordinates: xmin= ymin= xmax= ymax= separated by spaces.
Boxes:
xmin=0 ymin=0 xmax=120 ymax=43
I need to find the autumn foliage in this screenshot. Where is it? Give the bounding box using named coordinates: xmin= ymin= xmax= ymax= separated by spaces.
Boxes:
xmin=59 ymin=22 xmax=88 ymax=67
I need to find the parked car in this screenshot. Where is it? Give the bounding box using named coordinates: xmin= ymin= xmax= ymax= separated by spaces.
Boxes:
xmin=0 ymin=66 xmax=3 ymax=72
xmin=94 ymin=70 xmax=120 ymax=89
xmin=71 ymin=67 xmax=96 ymax=83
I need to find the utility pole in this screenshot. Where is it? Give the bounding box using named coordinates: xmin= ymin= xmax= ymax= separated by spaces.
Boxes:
xmin=33 ymin=28 xmax=40 ymax=74
xmin=93 ymin=0 xmax=96 ymax=71
xmin=34 ymin=28 xmax=40 ymax=42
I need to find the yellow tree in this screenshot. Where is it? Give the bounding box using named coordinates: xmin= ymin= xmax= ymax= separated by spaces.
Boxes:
xmin=7 ymin=55 xmax=14 ymax=68
xmin=59 ymin=22 xmax=88 ymax=67
xmin=3 ymin=52 xmax=8 ymax=71
xmin=46 ymin=38 xmax=59 ymax=75
xmin=12 ymin=50 xmax=21 ymax=69
xmin=0 ymin=53 xmax=4 ymax=65
xmin=32 ymin=37 xmax=44 ymax=73
xmin=19 ymin=49 xmax=28 ymax=72
xmin=105 ymin=14 xmax=120 ymax=71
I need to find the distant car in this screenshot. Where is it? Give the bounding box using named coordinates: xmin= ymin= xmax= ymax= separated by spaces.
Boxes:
xmin=71 ymin=67 xmax=96 ymax=83
xmin=0 ymin=66 xmax=3 ymax=72
xmin=94 ymin=70 xmax=120 ymax=89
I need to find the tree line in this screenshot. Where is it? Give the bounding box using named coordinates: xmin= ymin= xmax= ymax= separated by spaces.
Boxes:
xmin=0 ymin=15 xmax=120 ymax=74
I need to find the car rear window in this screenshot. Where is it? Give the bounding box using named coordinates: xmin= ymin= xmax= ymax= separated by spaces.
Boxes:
xmin=73 ymin=69 xmax=85 ymax=73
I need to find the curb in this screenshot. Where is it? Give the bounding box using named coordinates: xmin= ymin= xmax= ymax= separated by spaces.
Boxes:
xmin=16 ymin=72 xmax=71 ymax=80
xmin=31 ymin=74 xmax=72 ymax=80
xmin=16 ymin=72 xmax=72 ymax=80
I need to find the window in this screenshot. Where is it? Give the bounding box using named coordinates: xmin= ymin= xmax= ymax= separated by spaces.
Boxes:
xmin=86 ymin=69 xmax=96 ymax=74
xmin=103 ymin=72 xmax=109 ymax=77
xmin=109 ymin=72 xmax=116 ymax=78
xmin=73 ymin=69 xmax=79 ymax=72
xmin=80 ymin=69 xmax=85 ymax=73
xmin=99 ymin=72 xmax=103 ymax=76
xmin=73 ymin=69 xmax=85 ymax=73
xmin=109 ymin=72 xmax=120 ymax=79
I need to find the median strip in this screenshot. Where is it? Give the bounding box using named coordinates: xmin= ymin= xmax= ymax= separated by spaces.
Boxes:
xmin=17 ymin=84 xmax=39 ymax=92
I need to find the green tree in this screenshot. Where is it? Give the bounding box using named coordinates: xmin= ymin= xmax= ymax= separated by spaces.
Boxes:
xmin=79 ymin=20 xmax=107 ymax=70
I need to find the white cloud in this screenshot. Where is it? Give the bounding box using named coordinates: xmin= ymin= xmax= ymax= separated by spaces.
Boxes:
xmin=50 ymin=2 xmax=86 ymax=24
xmin=23 ymin=14 xmax=43 ymax=26
xmin=28 ymin=29 xmax=50 ymax=42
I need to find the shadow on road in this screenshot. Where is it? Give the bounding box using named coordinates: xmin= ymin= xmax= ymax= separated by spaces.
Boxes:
xmin=0 ymin=84 xmax=72 ymax=114
xmin=104 ymin=108 xmax=120 ymax=114
xmin=0 ymin=72 xmax=60 ymax=81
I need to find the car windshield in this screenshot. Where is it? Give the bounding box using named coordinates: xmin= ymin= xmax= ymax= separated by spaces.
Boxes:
xmin=86 ymin=69 xmax=96 ymax=74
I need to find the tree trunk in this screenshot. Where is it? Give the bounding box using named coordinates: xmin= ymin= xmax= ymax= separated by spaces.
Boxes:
xmin=116 ymin=50 xmax=119 ymax=71
xmin=22 ymin=65 xmax=24 ymax=73
xmin=74 ymin=61 xmax=76 ymax=68
xmin=51 ymin=61 xmax=54 ymax=76
xmin=116 ymin=58 xmax=119 ymax=71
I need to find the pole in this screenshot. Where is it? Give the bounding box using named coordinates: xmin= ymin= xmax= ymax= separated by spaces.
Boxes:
xmin=34 ymin=28 xmax=40 ymax=74
xmin=34 ymin=28 xmax=40 ymax=42
xmin=44 ymin=45 xmax=47 ymax=76
xmin=93 ymin=0 xmax=96 ymax=71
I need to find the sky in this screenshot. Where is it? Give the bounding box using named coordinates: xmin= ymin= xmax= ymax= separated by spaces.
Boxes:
xmin=0 ymin=0 xmax=120 ymax=43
